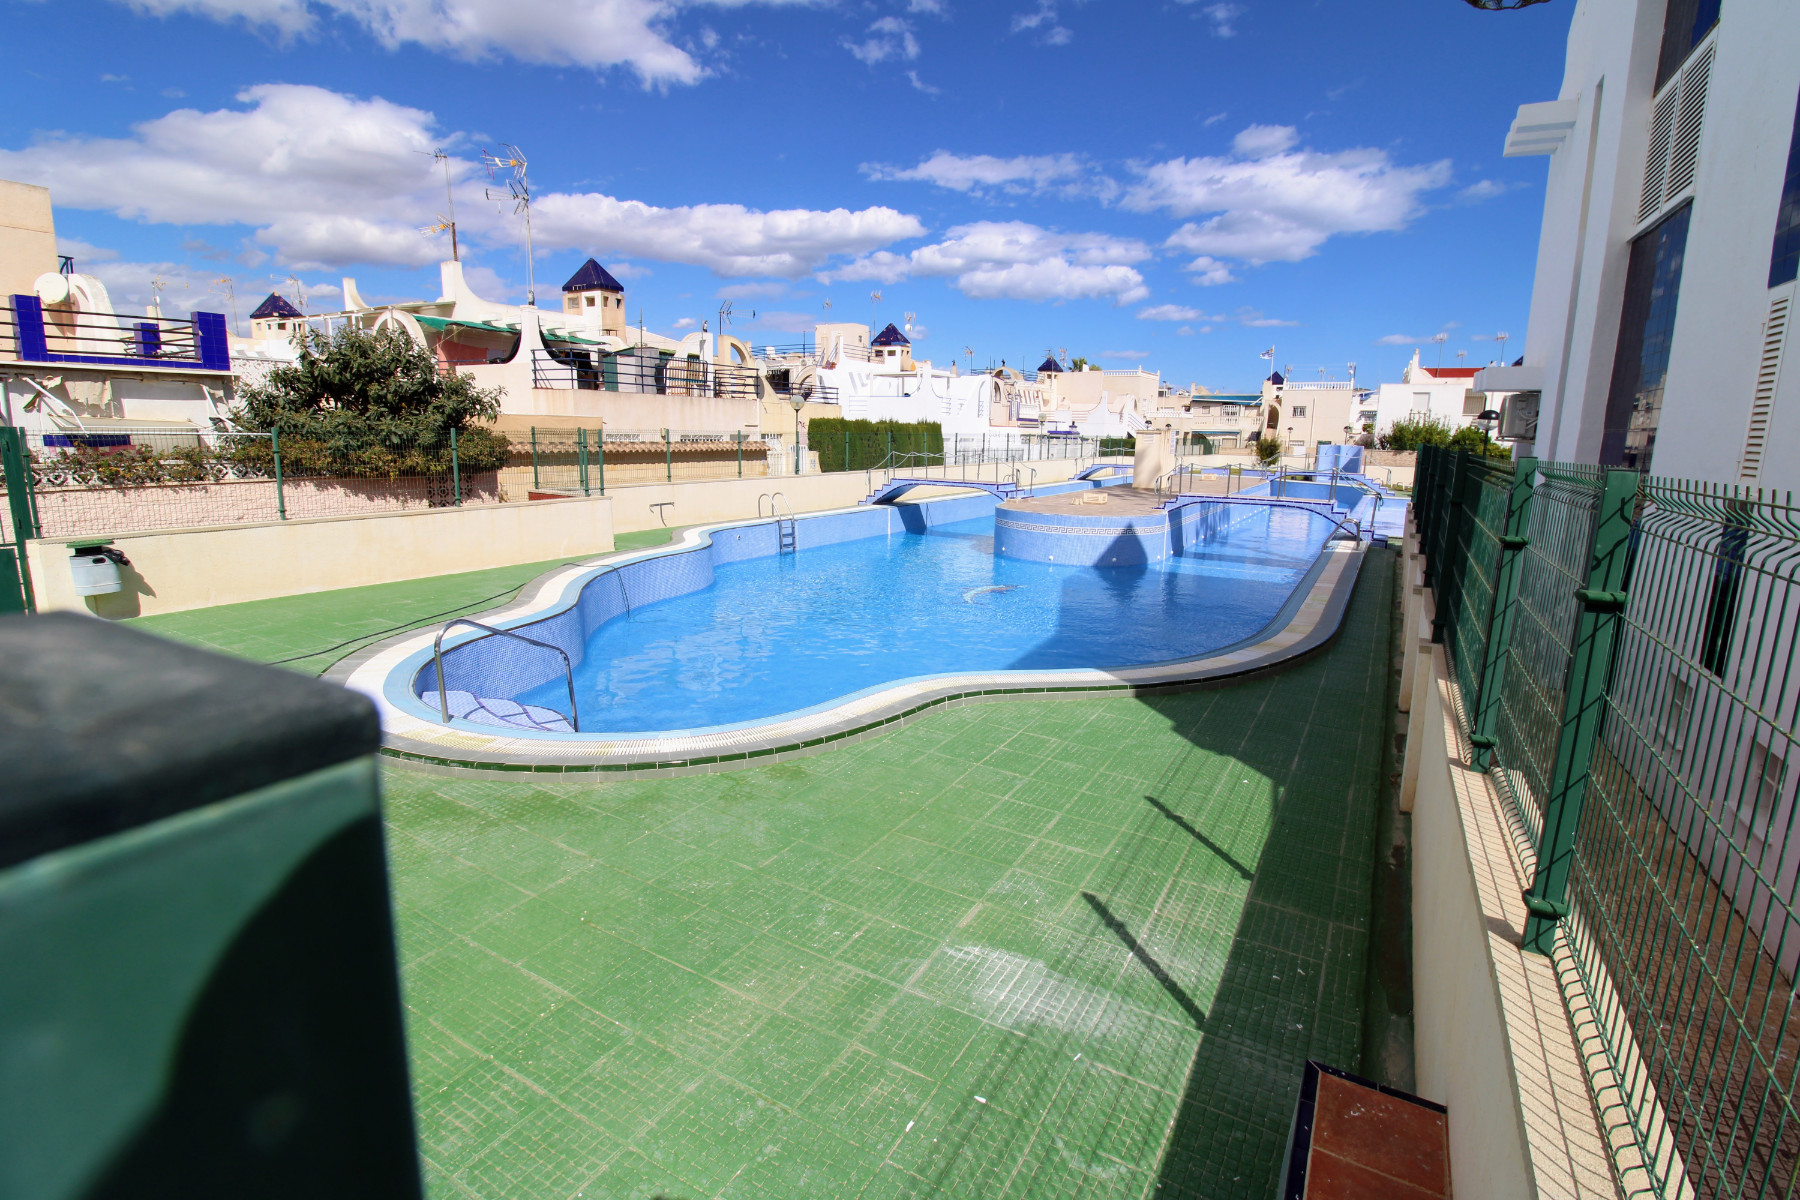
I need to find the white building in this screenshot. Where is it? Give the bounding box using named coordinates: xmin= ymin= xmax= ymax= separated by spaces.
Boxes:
xmin=1372 ymin=352 xmax=1486 ymax=437
xmin=1495 ymin=0 xmax=1800 ymax=484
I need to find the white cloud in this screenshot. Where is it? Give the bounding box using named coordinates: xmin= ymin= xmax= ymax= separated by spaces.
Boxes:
xmin=844 ymin=15 xmax=919 ymax=63
xmin=1101 ymin=349 xmax=1149 ymax=360
xmin=0 ymin=84 xmax=451 ymax=269
xmin=1203 ymin=111 xmax=1229 ymax=127
xmin=671 ymin=316 xmax=696 ymax=329
xmin=1125 ymin=127 xmax=1452 ymax=267
xmin=1137 ymin=304 xmax=1204 ymax=321
xmin=1376 ymin=333 xmax=1426 ymax=345
xmin=863 ymin=151 xmax=1087 ymax=196
xmin=1458 ymin=179 xmax=1508 ymax=202
xmin=824 ymin=220 xmax=1150 ymax=304
xmin=907 ymin=71 xmax=940 ymax=95
xmin=1185 ymin=255 xmax=1236 ymax=286
xmin=534 ymin=193 xmax=924 ymax=276
xmin=1199 ymin=2 xmax=1243 ymax=37
xmin=1231 ymin=124 xmax=1298 ymax=158
xmin=1241 ymin=315 xmax=1298 ymax=327
xmin=1177 ymin=325 xmax=1196 ymax=335
xmin=1010 ymin=0 xmax=1070 ymax=43
xmin=114 ymin=0 xmax=706 ymax=85
xmin=1 ymin=85 xmax=926 ymax=277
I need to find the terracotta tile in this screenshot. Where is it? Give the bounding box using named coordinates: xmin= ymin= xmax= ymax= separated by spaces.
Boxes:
xmin=1306 ymin=1147 xmax=1446 ymax=1200
xmin=1312 ymin=1072 xmax=1449 ymax=1195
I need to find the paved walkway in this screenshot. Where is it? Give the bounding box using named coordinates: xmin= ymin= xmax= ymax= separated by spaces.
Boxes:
xmin=131 ymin=542 xmax=1396 ymax=1200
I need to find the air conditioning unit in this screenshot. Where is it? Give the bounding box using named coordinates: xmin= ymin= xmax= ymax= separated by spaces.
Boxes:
xmin=1498 ymin=391 xmax=1541 ymax=441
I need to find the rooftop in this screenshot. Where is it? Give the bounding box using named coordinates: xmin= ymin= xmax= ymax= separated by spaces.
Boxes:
xmin=562 ymin=258 xmax=626 ymax=294
xmin=871 ymin=322 xmax=911 ymax=347
xmin=249 ymin=292 xmax=304 ymax=320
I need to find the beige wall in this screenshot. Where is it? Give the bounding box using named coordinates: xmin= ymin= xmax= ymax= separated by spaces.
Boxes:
xmin=23 ymin=455 xmax=1111 ymax=618
xmin=506 ymin=389 xmax=764 ymax=436
xmin=601 ymin=454 xmax=1104 ymax=535
xmin=0 ymin=178 xmax=58 ymax=303
xmin=27 ymin=493 xmax=614 ymax=618
xmin=1410 ymin=643 xmax=1535 ymax=1200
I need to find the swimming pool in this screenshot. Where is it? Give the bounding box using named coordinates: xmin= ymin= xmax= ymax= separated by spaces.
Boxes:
xmin=411 ymin=488 xmax=1340 ymax=738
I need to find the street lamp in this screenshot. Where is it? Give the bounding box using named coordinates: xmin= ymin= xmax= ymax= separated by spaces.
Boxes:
xmin=788 ymin=388 xmax=809 ymax=475
xmin=1474 ymin=408 xmax=1501 ymax=453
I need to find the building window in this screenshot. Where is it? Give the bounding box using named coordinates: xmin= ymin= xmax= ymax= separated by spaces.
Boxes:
xmin=1602 ymin=202 xmax=1691 ymax=470
xmin=1290 ymin=405 xmax=1307 ymax=417
xmin=1771 ymin=86 xmax=1800 ymax=288
xmin=1743 ymin=735 xmax=1786 ymax=835
xmin=1659 ymin=672 xmax=1691 ymax=751
xmin=586 ymin=295 xmax=596 ymax=307
xmin=1655 ymin=0 xmax=1720 ymax=93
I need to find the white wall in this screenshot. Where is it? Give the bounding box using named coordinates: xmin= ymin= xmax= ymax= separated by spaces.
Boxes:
xmin=1512 ymin=0 xmax=1800 ymax=483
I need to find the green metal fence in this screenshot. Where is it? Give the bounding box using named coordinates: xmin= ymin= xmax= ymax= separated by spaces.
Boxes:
xmin=1417 ymin=444 xmax=1800 ymax=1198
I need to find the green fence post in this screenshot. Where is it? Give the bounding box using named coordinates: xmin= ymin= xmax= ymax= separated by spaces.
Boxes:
xmin=0 ymin=427 xmax=38 ymax=612
xmin=597 ymin=429 xmax=605 ymax=495
xmin=843 ymin=431 xmax=849 ymax=473
xmin=737 ymin=431 xmax=743 ymax=478
xmin=663 ymin=428 xmax=672 ymax=483
xmin=577 ymin=428 xmax=590 ymax=496
xmin=530 ymin=426 xmax=540 ymax=491
xmin=271 ymin=426 xmax=286 ymax=521
xmin=886 ymin=430 xmax=893 ymax=466
xmin=1427 ymin=449 xmax=1463 ymax=606
xmin=1468 ymin=456 xmax=1538 ymax=771
xmin=1521 ymin=467 xmax=1640 ymax=955
xmin=451 ymin=426 xmax=462 ymax=505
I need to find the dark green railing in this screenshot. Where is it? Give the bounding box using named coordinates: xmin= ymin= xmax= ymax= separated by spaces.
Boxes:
xmin=1416 ymin=444 xmax=1800 ymax=1199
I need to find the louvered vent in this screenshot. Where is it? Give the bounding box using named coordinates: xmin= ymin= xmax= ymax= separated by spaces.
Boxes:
xmin=1665 ymin=44 xmax=1714 ymax=200
xmin=1641 ymin=89 xmax=1678 ymax=222
xmin=1639 ymin=40 xmax=1715 ymax=225
xmin=1740 ymin=294 xmax=1791 ymax=484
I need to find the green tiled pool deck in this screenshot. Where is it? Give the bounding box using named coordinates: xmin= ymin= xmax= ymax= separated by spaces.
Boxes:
xmin=139 ymin=543 xmax=1396 ymax=1199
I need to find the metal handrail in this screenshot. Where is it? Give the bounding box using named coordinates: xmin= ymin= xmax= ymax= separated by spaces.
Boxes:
xmin=433 ymin=618 xmax=580 ymax=732
xmin=1162 ymin=492 xmax=1364 ymax=542
xmin=758 ymin=491 xmax=794 ymax=520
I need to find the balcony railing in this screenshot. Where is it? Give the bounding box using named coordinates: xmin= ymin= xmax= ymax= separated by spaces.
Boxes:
xmin=3 ymin=295 xmax=230 ymax=371
xmin=530 ymin=349 xmax=758 ymax=398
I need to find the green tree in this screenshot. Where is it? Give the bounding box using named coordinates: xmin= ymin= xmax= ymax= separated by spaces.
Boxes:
xmin=1447 ymin=424 xmax=1512 ymax=460
xmin=1378 ymin=415 xmax=1454 ymax=452
xmin=232 ymin=325 xmax=510 ymax=475
xmin=1249 ymin=433 xmax=1285 ymax=466
xmin=1067 ymin=356 xmax=1090 ymax=372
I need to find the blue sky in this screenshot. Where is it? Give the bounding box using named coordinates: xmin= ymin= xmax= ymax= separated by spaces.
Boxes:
xmin=2 ymin=0 xmax=1571 ymax=391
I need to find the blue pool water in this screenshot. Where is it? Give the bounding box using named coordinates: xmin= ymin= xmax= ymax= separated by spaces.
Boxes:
xmin=515 ymin=504 xmax=1334 ymax=733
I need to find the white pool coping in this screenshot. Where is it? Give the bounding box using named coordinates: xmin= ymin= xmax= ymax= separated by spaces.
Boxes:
xmin=338 ymin=502 xmax=1366 ymax=775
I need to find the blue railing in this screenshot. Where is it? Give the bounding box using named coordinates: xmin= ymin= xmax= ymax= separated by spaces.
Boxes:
xmin=5 ymin=294 xmax=230 ymax=371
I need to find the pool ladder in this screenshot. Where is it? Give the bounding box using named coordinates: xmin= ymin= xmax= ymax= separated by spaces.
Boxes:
xmin=760 ymin=492 xmax=797 ymax=554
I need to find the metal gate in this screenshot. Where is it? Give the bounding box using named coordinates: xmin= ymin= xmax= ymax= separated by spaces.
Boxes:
xmin=0 ymin=427 xmax=38 ymax=613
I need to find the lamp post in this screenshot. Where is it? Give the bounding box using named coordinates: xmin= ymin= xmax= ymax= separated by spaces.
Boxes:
xmin=788 ymin=389 xmax=808 ymax=476
xmin=1475 ymin=408 xmax=1500 ymax=454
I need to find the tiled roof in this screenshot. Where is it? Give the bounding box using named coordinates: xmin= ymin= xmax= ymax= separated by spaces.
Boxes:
xmin=562 ymin=258 xmax=625 ymax=293
xmin=871 ymin=322 xmax=910 ymax=346
xmin=1267 ymin=370 xmax=1285 ymax=386
xmin=1037 ymin=356 xmax=1064 ymax=373
xmin=1420 ymin=367 xmax=1480 ymax=378
xmin=249 ymin=293 xmax=304 ymax=320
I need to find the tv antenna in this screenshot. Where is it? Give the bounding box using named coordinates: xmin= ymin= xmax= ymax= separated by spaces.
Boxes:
xmin=417 ymin=149 xmax=459 ymax=260
xmin=213 ymin=276 xmax=238 ymax=334
xmin=869 ymin=290 xmax=882 ymax=331
xmin=1495 ymin=330 xmax=1510 ymax=362
xmin=482 ymin=144 xmax=536 ymax=305
xmin=1432 ymin=331 xmax=1449 ymax=368
xmin=903 ymin=311 xmax=916 ymax=337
